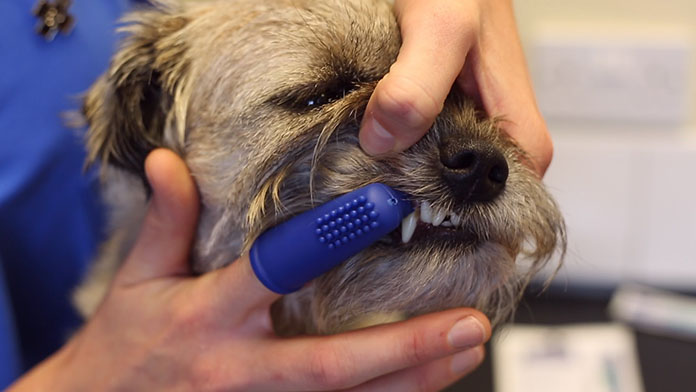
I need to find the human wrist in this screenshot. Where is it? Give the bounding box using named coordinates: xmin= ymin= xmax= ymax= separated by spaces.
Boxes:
xmin=7 ymin=337 xmax=86 ymax=391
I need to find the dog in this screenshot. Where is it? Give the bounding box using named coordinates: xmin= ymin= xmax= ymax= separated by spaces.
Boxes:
xmin=74 ymin=0 xmax=566 ymax=336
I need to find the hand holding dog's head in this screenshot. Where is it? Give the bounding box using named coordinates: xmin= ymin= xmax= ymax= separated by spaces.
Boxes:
xmin=82 ymin=0 xmax=565 ymax=335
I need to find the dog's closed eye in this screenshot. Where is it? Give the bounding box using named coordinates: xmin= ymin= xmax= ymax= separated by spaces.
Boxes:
xmin=269 ymin=78 xmax=359 ymax=112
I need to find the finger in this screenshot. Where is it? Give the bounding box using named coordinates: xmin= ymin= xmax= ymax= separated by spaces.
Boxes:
xmin=116 ymin=149 xmax=200 ymax=285
xmin=359 ymin=0 xmax=479 ymax=155
xmin=254 ymin=309 xmax=491 ymax=391
xmin=458 ymin=0 xmax=553 ymax=175
xmin=203 ymin=253 xmax=282 ymax=316
xmin=347 ymin=346 xmax=485 ymax=392
xmin=467 ymin=51 xmax=553 ymax=176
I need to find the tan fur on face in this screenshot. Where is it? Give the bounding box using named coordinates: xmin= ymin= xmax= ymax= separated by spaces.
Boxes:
xmin=76 ymin=0 xmax=565 ymax=334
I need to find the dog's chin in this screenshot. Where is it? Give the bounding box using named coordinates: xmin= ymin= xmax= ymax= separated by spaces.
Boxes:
xmin=290 ymin=236 xmax=519 ymax=335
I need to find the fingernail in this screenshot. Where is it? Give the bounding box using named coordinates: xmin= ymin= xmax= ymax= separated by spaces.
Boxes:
xmin=448 ymin=316 xmax=486 ymax=349
xmin=361 ymin=118 xmax=395 ymax=155
xmin=451 ymin=347 xmax=483 ymax=374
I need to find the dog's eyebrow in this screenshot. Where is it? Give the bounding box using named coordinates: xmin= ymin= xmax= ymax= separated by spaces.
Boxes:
xmin=267 ymin=77 xmax=360 ymax=112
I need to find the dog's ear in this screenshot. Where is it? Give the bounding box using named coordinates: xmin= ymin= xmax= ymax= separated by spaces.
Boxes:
xmin=84 ymin=9 xmax=191 ymax=182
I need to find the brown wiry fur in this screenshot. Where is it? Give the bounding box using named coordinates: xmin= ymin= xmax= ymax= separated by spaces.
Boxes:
xmin=75 ymin=0 xmax=566 ymax=335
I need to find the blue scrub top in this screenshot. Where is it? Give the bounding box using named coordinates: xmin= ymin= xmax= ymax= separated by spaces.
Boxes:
xmin=0 ymin=0 xmax=139 ymax=386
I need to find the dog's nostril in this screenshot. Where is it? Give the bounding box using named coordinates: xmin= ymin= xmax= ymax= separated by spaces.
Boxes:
xmin=441 ymin=151 xmax=476 ymax=171
xmin=488 ymin=163 xmax=508 ymax=185
xmin=439 ymin=141 xmax=509 ymax=203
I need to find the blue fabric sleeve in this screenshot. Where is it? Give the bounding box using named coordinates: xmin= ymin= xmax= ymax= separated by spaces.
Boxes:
xmin=0 ymin=0 xmax=131 ymax=374
xmin=0 ymin=257 xmax=21 ymax=390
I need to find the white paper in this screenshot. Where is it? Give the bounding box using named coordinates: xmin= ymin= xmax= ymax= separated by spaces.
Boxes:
xmin=493 ymin=323 xmax=644 ymax=392
xmin=609 ymin=284 xmax=696 ymax=340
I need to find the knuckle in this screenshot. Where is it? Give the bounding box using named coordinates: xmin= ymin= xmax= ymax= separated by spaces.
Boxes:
xmin=377 ymin=75 xmax=441 ymax=131
xmin=169 ymin=299 xmax=209 ymax=335
xmin=402 ymin=329 xmax=431 ymax=366
xmin=305 ymin=342 xmax=355 ymax=389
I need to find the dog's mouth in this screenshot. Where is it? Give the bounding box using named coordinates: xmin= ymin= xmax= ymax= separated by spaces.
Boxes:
xmin=381 ymin=200 xmax=479 ymax=247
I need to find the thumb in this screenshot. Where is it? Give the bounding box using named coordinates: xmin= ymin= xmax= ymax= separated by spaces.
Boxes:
xmin=116 ymin=148 xmax=200 ymax=285
xmin=358 ymin=0 xmax=474 ymax=155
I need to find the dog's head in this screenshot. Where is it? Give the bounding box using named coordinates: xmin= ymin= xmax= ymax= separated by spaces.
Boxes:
xmin=84 ymin=0 xmax=565 ymax=334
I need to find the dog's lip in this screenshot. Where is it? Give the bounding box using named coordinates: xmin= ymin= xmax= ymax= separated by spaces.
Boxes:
xmin=413 ymin=221 xmax=477 ymax=242
xmin=386 ymin=221 xmax=478 ymax=246
xmin=381 ymin=200 xmax=479 ymax=246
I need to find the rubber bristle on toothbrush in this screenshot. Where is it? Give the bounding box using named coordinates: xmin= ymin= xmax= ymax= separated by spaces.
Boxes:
xmin=249 ymin=183 xmax=413 ymax=294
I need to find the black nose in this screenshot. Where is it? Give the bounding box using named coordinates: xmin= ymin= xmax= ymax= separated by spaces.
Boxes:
xmin=440 ymin=140 xmax=509 ymax=203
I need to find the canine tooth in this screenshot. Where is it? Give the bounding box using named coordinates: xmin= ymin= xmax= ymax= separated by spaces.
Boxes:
xmin=401 ymin=211 xmax=418 ymax=243
xmin=450 ymin=213 xmax=461 ymax=226
xmin=420 ymin=201 xmax=432 ymax=223
xmin=441 ymin=221 xmax=453 ymax=227
xmin=432 ymin=209 xmax=446 ymax=226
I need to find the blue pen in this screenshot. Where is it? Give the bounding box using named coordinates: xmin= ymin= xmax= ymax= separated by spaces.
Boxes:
xmin=250 ymin=183 xmax=413 ymax=294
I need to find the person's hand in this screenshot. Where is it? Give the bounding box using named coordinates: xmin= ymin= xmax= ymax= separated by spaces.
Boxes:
xmin=10 ymin=149 xmax=491 ymax=391
xmin=360 ymin=0 xmax=553 ymax=176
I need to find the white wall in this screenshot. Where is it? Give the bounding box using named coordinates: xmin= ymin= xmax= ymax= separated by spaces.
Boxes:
xmin=514 ymin=1 xmax=696 ymax=290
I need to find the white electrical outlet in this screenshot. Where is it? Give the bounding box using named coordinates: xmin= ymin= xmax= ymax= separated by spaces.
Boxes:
xmin=530 ymin=31 xmax=692 ymax=124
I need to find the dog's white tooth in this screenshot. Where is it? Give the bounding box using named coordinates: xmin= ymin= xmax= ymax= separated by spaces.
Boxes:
xmin=401 ymin=211 xmax=418 ymax=243
xmin=450 ymin=212 xmax=461 ymax=226
xmin=441 ymin=221 xmax=453 ymax=227
xmin=420 ymin=201 xmax=432 ymax=223
xmin=432 ymin=209 xmax=446 ymax=226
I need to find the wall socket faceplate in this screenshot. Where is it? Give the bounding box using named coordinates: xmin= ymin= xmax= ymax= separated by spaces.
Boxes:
xmin=530 ymin=32 xmax=693 ymax=124
xmin=538 ymin=131 xmax=696 ymax=291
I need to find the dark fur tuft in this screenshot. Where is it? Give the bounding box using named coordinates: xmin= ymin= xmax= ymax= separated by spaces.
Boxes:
xmin=83 ymin=8 xmax=190 ymax=182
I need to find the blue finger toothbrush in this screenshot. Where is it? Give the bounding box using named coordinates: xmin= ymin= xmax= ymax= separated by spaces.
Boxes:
xmin=250 ymin=183 xmax=413 ymax=294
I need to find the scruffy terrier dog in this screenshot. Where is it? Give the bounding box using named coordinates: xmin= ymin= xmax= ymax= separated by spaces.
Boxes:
xmin=75 ymin=0 xmax=565 ymax=335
